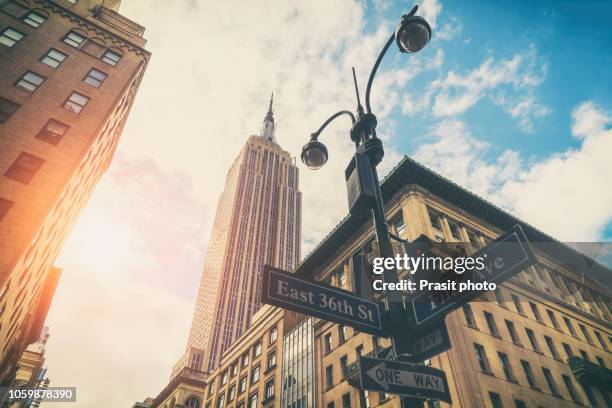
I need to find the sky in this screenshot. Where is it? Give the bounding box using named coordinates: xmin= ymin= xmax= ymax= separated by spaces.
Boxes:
xmin=42 ymin=0 xmax=612 ymax=406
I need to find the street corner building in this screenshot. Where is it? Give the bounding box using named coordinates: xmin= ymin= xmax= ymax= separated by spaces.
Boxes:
xmin=0 ymin=0 xmax=149 ymax=383
xmin=147 ymin=155 xmax=611 ymax=408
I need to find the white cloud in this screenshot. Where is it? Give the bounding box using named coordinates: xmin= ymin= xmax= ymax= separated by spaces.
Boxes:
xmin=420 ymin=0 xmax=442 ymax=29
xmin=432 ymin=46 xmax=547 ymax=118
xmin=414 ymin=101 xmax=612 ymax=241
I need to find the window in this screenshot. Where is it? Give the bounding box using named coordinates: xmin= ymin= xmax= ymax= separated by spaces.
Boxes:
xmin=428 ymin=210 xmax=442 ymax=231
xmin=266 ymin=350 xmax=275 ymax=369
xmin=596 ymin=356 xmax=605 ymax=367
xmin=207 ymin=380 xmax=215 ymax=396
xmin=529 ymin=302 xmax=542 ymax=322
xmin=228 ymin=385 xmax=235 ymax=401
xmin=0 ymin=198 xmax=14 ymax=221
xmin=579 ymin=324 xmax=593 ymax=344
xmin=242 ymin=352 xmax=249 ymax=367
xmin=363 ymin=390 xmax=371 ymax=408
xmin=41 ymin=48 xmax=68 ymax=68
xmin=186 ymin=397 xmax=200 ymax=408
xmin=63 ymin=92 xmax=89 ymax=113
xmin=393 ymin=214 xmax=406 ymax=236
xmin=544 ymin=336 xmax=559 ymax=359
xmin=511 ymin=295 xmax=524 ymax=314
xmin=0 ymin=1 xmax=27 ymax=16
xmin=340 ymin=355 xmax=348 ymax=378
xmin=83 ymin=68 xmax=107 ymax=88
xmin=269 ymin=326 xmax=277 ymax=344
xmin=546 ymin=310 xmax=559 ymax=329
xmin=337 ymin=268 xmax=346 ymax=288
xmin=342 ymin=393 xmax=351 ymax=408
xmin=36 ymin=118 xmax=68 ymax=144
xmin=356 ymin=345 xmax=363 ymax=358
xmin=102 ymin=49 xmax=122 ymax=66
xmin=324 ymin=333 xmax=333 ymax=353
xmin=338 ymin=325 xmax=347 ymax=343
xmin=563 ymin=316 xmax=577 ymax=336
xmin=562 ymin=375 xmax=580 ymax=403
xmin=247 ymin=393 xmax=257 ymax=408
xmin=583 ymin=384 xmax=598 ymax=407
xmin=372 ymin=336 xmax=381 ymax=349
xmin=473 ymin=343 xmax=490 ymax=372
xmin=514 ymin=400 xmax=526 ymax=408
xmin=325 ymin=365 xmax=333 ymax=388
xmin=484 ymin=311 xmax=499 ymax=336
xmin=4 ymin=153 xmax=44 ymax=184
xmin=216 ymin=394 xmax=225 ymax=408
xmin=542 ymin=367 xmax=560 ymax=396
xmin=465 ymin=230 xmax=479 ymax=247
xmin=0 ymin=97 xmax=20 ymax=123
xmin=264 ymin=379 xmax=274 ymax=399
xmin=22 ymin=11 xmax=47 ymax=28
xmin=221 ymin=370 xmax=228 ymax=385
xmin=494 ymin=288 xmax=504 ymax=304
xmin=238 ymin=376 xmax=247 ymax=393
xmin=230 ymin=362 xmax=238 ymax=377
xmin=498 ymin=352 xmax=516 ymax=381
xmin=327 ymin=402 xmax=335 ymax=408
xmin=0 ymin=28 xmax=25 ymax=47
xmin=594 ymin=331 xmax=608 ymax=350
xmin=250 ymin=365 xmax=260 ymax=384
xmin=63 ymin=30 xmax=86 ymax=48
xmin=16 ymin=71 xmax=45 ymax=92
xmin=448 ymin=221 xmax=461 ymax=240
xmin=489 ymin=392 xmax=503 ymax=408
xmin=505 ymin=320 xmax=520 ymax=344
xmin=520 ymin=360 xmax=537 ymax=388
xmin=562 ymin=343 xmax=573 ymax=359
xmin=463 ymin=304 xmax=477 ymax=328
xmin=253 ymin=341 xmax=262 ymax=357
xmin=579 ymin=349 xmax=590 ymax=361
xmin=525 ymin=328 xmax=540 ymax=352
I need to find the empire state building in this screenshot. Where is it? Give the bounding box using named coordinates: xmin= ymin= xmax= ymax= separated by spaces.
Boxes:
xmin=173 ymin=95 xmax=301 ymax=376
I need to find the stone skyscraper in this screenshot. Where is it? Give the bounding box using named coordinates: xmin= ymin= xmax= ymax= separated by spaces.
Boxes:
xmin=173 ymin=96 xmax=301 ymax=376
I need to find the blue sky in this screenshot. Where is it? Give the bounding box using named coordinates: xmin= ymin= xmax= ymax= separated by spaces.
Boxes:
xmin=371 ymin=0 xmax=612 ymax=156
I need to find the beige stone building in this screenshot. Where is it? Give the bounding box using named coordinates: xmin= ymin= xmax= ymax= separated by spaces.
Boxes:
xmin=172 ymin=99 xmax=302 ymax=378
xmin=0 ymin=0 xmax=149 ymax=381
xmin=150 ymin=156 xmax=610 ymax=408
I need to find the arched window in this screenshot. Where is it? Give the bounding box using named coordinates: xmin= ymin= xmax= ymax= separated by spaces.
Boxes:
xmin=185 ymin=396 xmax=200 ymax=408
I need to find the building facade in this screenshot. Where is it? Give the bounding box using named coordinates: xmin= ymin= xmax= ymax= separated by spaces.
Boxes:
xmin=153 ymin=156 xmax=610 ymax=408
xmin=173 ymin=99 xmax=301 ymax=376
xmin=0 ymin=0 xmax=149 ymax=381
xmin=298 ymin=157 xmax=611 ymax=408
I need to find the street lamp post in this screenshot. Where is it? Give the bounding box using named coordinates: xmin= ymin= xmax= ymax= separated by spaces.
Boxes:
xmin=301 ymin=5 xmax=432 ymax=408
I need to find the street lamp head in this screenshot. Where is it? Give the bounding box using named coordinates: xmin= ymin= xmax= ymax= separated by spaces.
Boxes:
xmin=301 ymin=137 xmax=328 ymax=170
xmin=395 ymin=14 xmax=431 ymax=53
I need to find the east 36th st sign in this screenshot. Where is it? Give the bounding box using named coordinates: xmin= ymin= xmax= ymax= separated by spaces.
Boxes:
xmin=262 ymin=265 xmax=385 ymax=335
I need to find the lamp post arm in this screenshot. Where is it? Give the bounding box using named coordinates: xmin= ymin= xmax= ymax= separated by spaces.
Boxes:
xmin=312 ymin=110 xmax=356 ymax=138
xmin=364 ymin=33 xmax=395 ymax=114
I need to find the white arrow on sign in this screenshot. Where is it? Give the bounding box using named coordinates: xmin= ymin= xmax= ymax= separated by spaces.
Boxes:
xmin=366 ymin=362 xmax=446 ymax=393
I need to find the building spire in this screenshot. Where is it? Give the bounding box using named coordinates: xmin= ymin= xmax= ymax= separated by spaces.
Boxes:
xmin=261 ymin=92 xmax=276 ymax=142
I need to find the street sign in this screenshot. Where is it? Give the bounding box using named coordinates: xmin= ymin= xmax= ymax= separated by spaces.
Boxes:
xmin=406 ymin=319 xmax=451 ymax=363
xmin=359 ymin=357 xmax=451 ymax=403
xmin=411 ymin=224 xmax=536 ymax=324
xmin=262 ymin=265 xmax=385 ymax=335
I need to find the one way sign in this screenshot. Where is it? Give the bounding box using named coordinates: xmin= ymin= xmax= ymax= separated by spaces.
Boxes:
xmin=359 ymin=357 xmax=451 ymax=403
